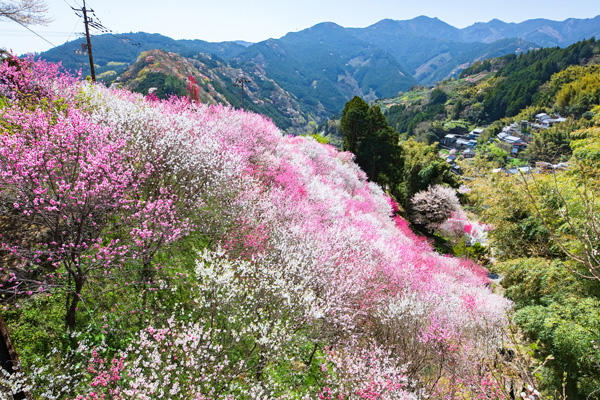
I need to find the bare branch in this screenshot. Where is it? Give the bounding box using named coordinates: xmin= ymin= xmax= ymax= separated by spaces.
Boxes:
xmin=519 ymin=168 xmax=600 ymax=281
xmin=0 ymin=0 xmax=51 ymax=26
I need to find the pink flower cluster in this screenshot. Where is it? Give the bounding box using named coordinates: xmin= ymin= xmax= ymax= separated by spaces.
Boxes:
xmin=0 ymin=57 xmax=509 ymax=397
xmin=438 ymin=210 xmax=491 ymax=245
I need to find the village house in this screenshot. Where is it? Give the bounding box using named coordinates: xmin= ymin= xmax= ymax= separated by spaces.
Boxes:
xmin=462 ymin=148 xmax=475 ymax=158
xmin=439 ymin=128 xmax=484 ymax=175
xmin=468 ymin=128 xmax=484 ymax=139
xmin=534 ymin=113 xmax=567 ymax=128
xmin=442 ymin=134 xmax=457 ymax=147
xmin=455 ymin=138 xmax=472 ymax=150
xmin=497 ymin=131 xmax=527 ymax=155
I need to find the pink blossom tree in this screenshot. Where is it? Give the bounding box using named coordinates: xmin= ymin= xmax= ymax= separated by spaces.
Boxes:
xmin=0 ymin=105 xmax=140 ymax=328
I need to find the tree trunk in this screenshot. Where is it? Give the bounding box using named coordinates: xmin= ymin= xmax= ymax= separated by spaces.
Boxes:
xmin=0 ymin=314 xmax=30 ymax=400
xmin=65 ymin=277 xmax=83 ymax=330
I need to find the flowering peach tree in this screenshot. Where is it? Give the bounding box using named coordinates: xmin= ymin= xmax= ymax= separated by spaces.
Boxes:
xmin=0 ymin=57 xmax=511 ymax=399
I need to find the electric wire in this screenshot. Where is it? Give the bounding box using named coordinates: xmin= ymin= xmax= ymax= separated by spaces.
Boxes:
xmin=3 ymin=15 xmax=57 ymax=47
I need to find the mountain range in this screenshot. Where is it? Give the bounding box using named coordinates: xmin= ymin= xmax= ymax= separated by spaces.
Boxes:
xmin=38 ymin=15 xmax=600 ymax=130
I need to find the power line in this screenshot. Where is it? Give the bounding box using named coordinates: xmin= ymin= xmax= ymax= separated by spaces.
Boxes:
xmin=64 ymin=19 xmax=80 ymax=43
xmin=69 ymin=0 xmax=141 ymax=80
xmin=3 ymin=16 xmax=57 ymax=47
xmin=61 ymin=0 xmax=82 ymax=43
xmin=69 ymin=0 xmax=117 ymax=81
xmin=61 ymin=0 xmax=78 ymax=8
xmin=0 ymin=29 xmax=77 ymax=35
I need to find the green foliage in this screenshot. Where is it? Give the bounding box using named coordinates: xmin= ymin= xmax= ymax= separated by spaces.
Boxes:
xmin=309 ymin=133 xmax=329 ymax=144
xmin=459 ymin=59 xmax=493 ymax=77
xmin=264 ymin=342 xmax=327 ymax=397
xmin=451 ymin=98 xmax=463 ymax=119
xmin=97 ymin=70 xmax=117 ymax=83
xmin=472 ymin=143 xmax=600 ymax=398
xmin=4 ymin=230 xmax=214 ymax=375
xmin=452 ymin=239 xmax=487 ymax=262
xmin=507 ymin=157 xmax=529 ymax=168
xmin=428 ymin=88 xmax=448 ymax=106
xmin=396 ymin=139 xmax=458 ymax=209
xmin=524 ymin=122 xmax=575 ymax=163
xmin=385 ymin=101 xmax=446 ymax=140
xmin=537 ymin=64 xmax=600 ymax=109
xmin=470 ymin=175 xmax=556 ymax=260
xmin=2 ymin=295 xmax=67 ymax=369
xmin=482 ymin=39 xmax=597 ymax=121
xmin=340 ymin=97 xmax=405 ymax=197
xmin=131 ymin=72 xmax=187 ymax=99
xmin=513 ymin=296 xmax=600 ymax=399
xmin=340 ymin=97 xmax=458 ymax=210
xmin=341 ymin=96 xmax=373 ymax=154
xmin=479 ymin=143 xmax=510 ymax=166
xmin=555 ymin=69 xmax=600 ymax=117
xmin=499 ymin=258 xmax=583 ymax=306
xmin=571 ymin=127 xmax=600 ymax=167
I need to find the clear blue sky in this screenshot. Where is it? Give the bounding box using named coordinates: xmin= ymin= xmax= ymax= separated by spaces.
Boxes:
xmin=2 ymin=0 xmax=600 ymax=54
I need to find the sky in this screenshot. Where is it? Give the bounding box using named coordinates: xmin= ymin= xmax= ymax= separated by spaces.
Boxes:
xmin=1 ymin=0 xmax=600 ymax=54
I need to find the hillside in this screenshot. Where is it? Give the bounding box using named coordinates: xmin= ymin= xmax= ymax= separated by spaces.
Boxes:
xmin=231 ymin=22 xmax=418 ymax=115
xmin=347 ymin=18 xmax=535 ymax=84
xmin=380 ymin=38 xmax=600 ymax=144
xmin=0 ymin=55 xmax=516 ymax=399
xmin=39 ymin=31 xmax=248 ymax=77
xmin=116 ymin=49 xmax=318 ymax=132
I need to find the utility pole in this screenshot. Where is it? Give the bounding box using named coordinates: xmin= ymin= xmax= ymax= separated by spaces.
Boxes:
xmin=81 ymin=0 xmax=95 ymax=81
xmin=234 ymin=76 xmax=251 ymax=110
xmin=72 ymin=0 xmax=111 ymax=82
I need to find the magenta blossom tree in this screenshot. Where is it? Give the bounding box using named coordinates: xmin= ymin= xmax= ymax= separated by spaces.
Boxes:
xmin=0 ymin=104 xmax=142 ymax=328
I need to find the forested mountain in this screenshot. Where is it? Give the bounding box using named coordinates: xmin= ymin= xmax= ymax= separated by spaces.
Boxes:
xmin=348 ymin=19 xmax=534 ymax=84
xmin=35 ymin=15 xmax=600 ymax=130
xmin=231 ymin=22 xmax=417 ymax=115
xmin=354 ymin=14 xmax=600 ymax=48
xmin=39 ymin=31 xmax=247 ymax=75
xmin=460 ymin=15 xmax=600 ymax=46
xmin=380 ymin=38 xmax=600 ymax=143
xmin=117 ymin=49 xmax=318 ymax=132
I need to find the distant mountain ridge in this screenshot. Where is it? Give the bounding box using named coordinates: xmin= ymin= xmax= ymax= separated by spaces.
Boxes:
xmin=37 ymin=15 xmax=600 ymax=130
xmin=355 ymin=14 xmax=600 ymax=47
xmin=459 ymin=15 xmax=600 ymax=46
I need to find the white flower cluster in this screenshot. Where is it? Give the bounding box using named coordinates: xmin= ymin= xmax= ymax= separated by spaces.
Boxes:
xmin=16 ymin=78 xmax=512 ymax=397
